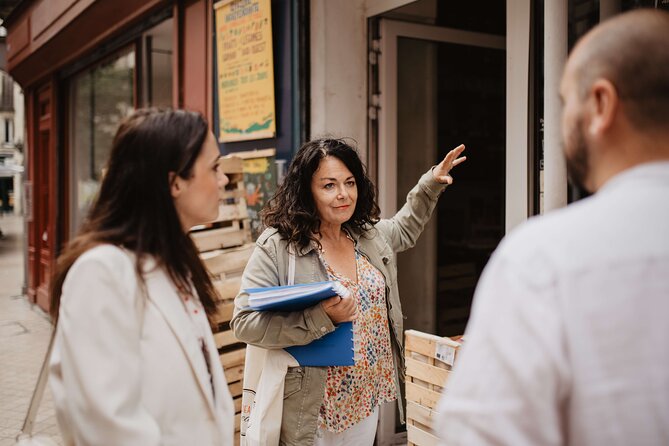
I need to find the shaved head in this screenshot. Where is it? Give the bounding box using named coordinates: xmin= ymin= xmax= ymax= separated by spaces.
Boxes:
xmin=568 ymin=9 xmax=669 ymax=132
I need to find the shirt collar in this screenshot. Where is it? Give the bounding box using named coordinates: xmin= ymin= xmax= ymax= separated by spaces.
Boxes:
xmin=599 ymin=160 xmax=669 ymax=195
xmin=296 ymin=224 xmax=362 ymax=256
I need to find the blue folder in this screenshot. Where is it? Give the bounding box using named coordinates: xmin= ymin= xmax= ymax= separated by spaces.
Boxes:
xmin=245 ymin=281 xmax=347 ymax=312
xmin=285 ymin=321 xmax=353 ymax=366
xmin=240 ymin=281 xmax=355 ymax=366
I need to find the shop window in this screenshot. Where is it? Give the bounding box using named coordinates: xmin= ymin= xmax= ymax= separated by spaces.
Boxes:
xmin=69 ymin=48 xmax=135 ymax=236
xmin=141 ymin=18 xmax=174 ymax=108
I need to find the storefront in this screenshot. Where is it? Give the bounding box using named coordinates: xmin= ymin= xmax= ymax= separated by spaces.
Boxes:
xmin=5 ymin=0 xmax=667 ymax=443
xmin=309 ymin=0 xmax=667 ymax=442
xmin=5 ymin=0 xmax=306 ymax=312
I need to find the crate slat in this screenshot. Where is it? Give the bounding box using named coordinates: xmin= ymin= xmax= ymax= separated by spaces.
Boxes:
xmin=228 ymin=380 xmax=243 ymax=399
xmin=219 ymin=156 xmax=244 ymax=174
xmin=213 ymin=301 xmax=235 ymax=325
xmin=201 ymin=243 xmax=254 ymax=276
xmin=220 ymin=348 xmax=246 ymax=368
xmin=406 ymin=357 xmax=451 ymax=388
xmin=406 ymin=381 xmax=442 ymax=410
xmin=217 ymin=201 xmax=248 ymax=222
xmin=224 ymin=363 xmax=245 ymax=383
xmin=407 ymin=401 xmax=439 ymax=428
xmin=214 ymin=330 xmax=239 ymax=349
xmin=407 ymin=424 xmax=439 ymax=446
xmin=191 ymin=223 xmax=251 ymax=252
xmin=220 ymin=187 xmax=246 ymax=200
xmin=213 ymin=277 xmax=242 ymax=301
xmin=405 ymin=329 xmax=461 ymax=368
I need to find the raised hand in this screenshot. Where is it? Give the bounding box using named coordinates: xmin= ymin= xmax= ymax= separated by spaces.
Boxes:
xmin=433 ymin=144 xmax=467 ymax=185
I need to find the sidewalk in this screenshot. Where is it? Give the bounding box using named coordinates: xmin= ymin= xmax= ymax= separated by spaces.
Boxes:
xmin=0 ymin=214 xmax=62 ymax=445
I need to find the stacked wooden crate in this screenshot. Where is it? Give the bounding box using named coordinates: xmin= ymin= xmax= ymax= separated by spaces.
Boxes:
xmin=190 ymin=155 xmax=254 ymax=443
xmin=405 ymin=329 xmax=463 ymax=446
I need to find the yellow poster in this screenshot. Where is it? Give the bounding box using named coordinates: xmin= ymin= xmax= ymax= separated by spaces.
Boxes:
xmin=215 ymin=0 xmax=276 ymax=142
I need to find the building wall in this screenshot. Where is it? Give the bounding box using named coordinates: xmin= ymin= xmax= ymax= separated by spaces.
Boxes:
xmin=310 ymin=0 xmax=368 ymax=157
xmin=4 ymin=0 xmax=193 ymax=311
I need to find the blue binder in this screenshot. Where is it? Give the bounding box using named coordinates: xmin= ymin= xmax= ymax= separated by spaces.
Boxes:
xmin=240 ymin=281 xmax=355 ymax=366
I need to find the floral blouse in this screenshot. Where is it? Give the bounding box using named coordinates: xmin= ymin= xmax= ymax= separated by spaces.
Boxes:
xmin=317 ymin=249 xmax=398 ymax=433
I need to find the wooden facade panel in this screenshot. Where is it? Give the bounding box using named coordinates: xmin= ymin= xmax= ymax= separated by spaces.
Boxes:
xmin=7 ymin=0 xmax=214 ymax=313
xmin=181 ymin=0 xmax=209 ymax=116
xmin=7 ymin=17 xmax=30 ymax=59
xmin=7 ymin=0 xmax=166 ymax=87
xmin=31 ymin=0 xmax=84 ymax=41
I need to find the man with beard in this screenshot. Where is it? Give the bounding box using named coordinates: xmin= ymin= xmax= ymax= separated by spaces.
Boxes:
xmin=436 ymin=9 xmax=669 ymax=446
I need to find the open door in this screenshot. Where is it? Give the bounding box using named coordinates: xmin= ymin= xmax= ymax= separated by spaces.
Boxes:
xmin=374 ymin=17 xmax=506 ymax=445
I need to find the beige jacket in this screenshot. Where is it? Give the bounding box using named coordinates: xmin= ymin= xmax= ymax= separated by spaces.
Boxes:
xmin=50 ymin=245 xmax=235 ymax=445
xmin=231 ymin=169 xmax=447 ymax=445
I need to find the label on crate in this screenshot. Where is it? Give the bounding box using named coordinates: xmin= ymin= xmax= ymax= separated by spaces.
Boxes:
xmin=435 ymin=343 xmax=456 ymax=367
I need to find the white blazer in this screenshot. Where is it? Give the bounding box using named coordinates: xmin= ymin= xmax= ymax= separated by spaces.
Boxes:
xmin=49 ymin=245 xmax=235 ymax=445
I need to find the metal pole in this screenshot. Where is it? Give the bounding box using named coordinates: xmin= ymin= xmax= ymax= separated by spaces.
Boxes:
xmin=543 ymin=0 xmax=568 ymax=211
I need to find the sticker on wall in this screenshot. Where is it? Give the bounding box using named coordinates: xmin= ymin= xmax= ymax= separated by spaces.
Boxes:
xmin=215 ymin=0 xmax=276 ymax=142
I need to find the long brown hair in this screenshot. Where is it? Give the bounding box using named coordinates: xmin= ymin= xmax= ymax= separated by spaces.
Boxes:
xmin=50 ymin=108 xmax=218 ymax=322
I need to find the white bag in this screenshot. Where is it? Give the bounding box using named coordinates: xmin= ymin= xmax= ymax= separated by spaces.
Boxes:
xmin=240 ymin=347 xmax=299 ymax=446
xmin=240 ymin=249 xmax=300 ymax=446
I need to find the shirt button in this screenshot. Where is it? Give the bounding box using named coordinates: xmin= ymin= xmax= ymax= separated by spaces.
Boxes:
xmin=320 ymin=327 xmax=327 ymax=333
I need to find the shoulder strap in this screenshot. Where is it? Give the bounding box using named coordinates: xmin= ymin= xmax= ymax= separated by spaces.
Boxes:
xmin=18 ymin=330 xmax=54 ymax=438
xmin=20 ymin=248 xmax=147 ymax=439
xmin=287 ymin=245 xmax=295 ymax=286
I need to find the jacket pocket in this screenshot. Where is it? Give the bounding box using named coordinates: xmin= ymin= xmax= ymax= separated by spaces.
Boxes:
xmin=283 ymin=367 xmax=304 ymax=399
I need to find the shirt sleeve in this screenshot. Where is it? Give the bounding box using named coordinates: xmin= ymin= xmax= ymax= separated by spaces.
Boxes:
xmin=436 ymin=243 xmax=570 ymax=446
xmin=375 ymin=169 xmax=446 ymax=253
xmin=230 ymin=244 xmax=336 ymax=349
xmin=54 ymin=251 xmax=161 ymax=445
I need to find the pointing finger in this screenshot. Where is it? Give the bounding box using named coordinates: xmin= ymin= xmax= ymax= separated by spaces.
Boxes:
xmin=451 ymin=156 xmax=467 ymax=167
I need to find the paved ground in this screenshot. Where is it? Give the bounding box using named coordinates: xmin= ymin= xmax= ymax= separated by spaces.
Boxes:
xmin=0 ymin=214 xmax=63 ymax=445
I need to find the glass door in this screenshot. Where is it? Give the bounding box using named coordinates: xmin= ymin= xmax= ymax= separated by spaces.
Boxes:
xmin=376 ymin=18 xmax=506 ymax=444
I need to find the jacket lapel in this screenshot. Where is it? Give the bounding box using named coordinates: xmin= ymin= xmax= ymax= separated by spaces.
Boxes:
xmin=143 ymin=269 xmax=218 ymax=418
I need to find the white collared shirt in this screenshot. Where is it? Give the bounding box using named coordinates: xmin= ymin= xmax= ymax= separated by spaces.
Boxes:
xmin=437 ymin=162 xmax=669 ymax=446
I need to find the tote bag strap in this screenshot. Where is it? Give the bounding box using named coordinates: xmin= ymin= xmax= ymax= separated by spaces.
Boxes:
xmin=18 ymin=257 xmax=147 ymax=439
xmin=17 ymin=329 xmax=54 ymax=438
xmin=287 ymin=245 xmax=296 ymax=286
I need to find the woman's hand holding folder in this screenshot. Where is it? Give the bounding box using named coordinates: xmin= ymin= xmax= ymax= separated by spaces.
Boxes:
xmin=321 ymin=288 xmax=357 ymax=324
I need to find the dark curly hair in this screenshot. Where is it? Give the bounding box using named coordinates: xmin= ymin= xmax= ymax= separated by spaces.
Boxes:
xmin=262 ymin=138 xmax=380 ymax=250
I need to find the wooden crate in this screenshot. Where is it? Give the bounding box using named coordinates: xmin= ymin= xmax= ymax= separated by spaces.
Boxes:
xmin=405 ymin=329 xmax=463 ymax=446
xmin=188 ymin=160 xmax=251 ymax=443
